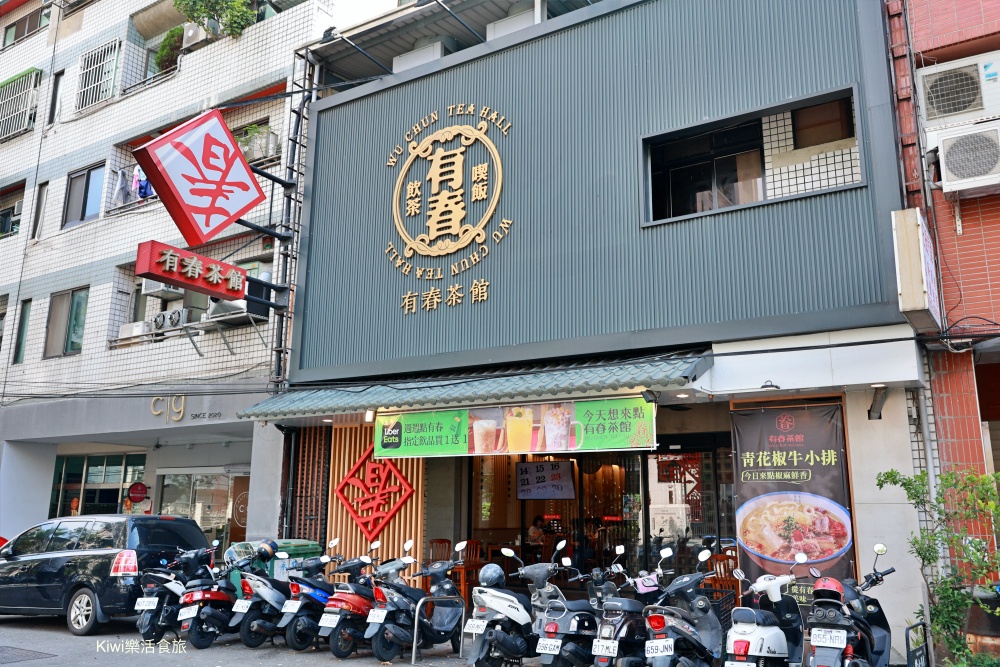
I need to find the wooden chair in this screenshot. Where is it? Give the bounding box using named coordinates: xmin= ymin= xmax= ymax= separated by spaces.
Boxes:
xmin=709 ymin=554 xmax=741 ymax=599
xmin=429 ymin=539 xmax=451 ymax=561
xmin=541 ymin=533 xmax=556 ymax=563
xmin=454 ymin=539 xmax=483 ymax=605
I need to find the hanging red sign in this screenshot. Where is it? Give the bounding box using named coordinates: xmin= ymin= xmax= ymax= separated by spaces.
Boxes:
xmin=133 ymin=109 xmax=266 ymax=247
xmin=127 ymin=482 xmax=148 ymax=503
xmin=334 ymin=445 xmax=415 ymax=542
xmin=136 ymin=240 xmax=246 ymax=301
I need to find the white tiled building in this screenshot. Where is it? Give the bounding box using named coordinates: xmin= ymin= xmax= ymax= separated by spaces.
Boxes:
xmin=0 ymin=0 xmax=394 ymax=544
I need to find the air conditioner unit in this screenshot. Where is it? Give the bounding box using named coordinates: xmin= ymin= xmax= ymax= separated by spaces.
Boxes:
xmin=917 ymin=51 xmax=1000 ymax=131
xmin=182 ymin=21 xmax=218 ymax=51
xmin=119 ymin=321 xmax=152 ymax=338
xmin=929 ymin=119 xmax=1000 ymax=197
xmin=141 ymin=278 xmax=184 ymax=300
xmin=152 ymin=308 xmax=190 ymax=330
xmin=392 ymin=36 xmax=457 ymax=73
xmin=12 ymin=201 xmax=22 ymax=216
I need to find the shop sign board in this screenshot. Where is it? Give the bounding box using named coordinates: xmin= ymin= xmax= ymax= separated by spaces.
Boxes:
xmin=374 ymin=396 xmax=655 ymax=458
xmin=136 ymin=240 xmax=247 ymax=301
xmin=732 ymin=404 xmax=854 ymax=611
xmin=516 ymin=461 xmax=574 ymax=500
xmin=127 ymin=482 xmax=148 ymax=503
xmin=133 ymin=109 xmax=266 ymax=247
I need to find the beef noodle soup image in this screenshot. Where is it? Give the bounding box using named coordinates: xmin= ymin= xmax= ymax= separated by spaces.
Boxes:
xmin=736 ymin=491 xmax=853 ymax=575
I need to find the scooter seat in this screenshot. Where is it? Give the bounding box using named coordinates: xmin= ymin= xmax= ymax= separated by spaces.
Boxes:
xmin=386 ymin=582 xmax=427 ymax=602
xmin=185 ymin=579 xmax=215 ymax=589
xmin=552 ymin=598 xmax=595 ymax=613
xmin=731 ymin=607 xmax=779 ymax=627
xmin=498 ymin=589 xmax=532 ymax=611
xmin=312 ymin=579 xmax=339 ymax=595
xmin=340 ymin=583 xmax=374 ymax=599
xmin=603 ymin=597 xmax=646 ymax=614
xmin=266 ymin=577 xmax=292 ymax=597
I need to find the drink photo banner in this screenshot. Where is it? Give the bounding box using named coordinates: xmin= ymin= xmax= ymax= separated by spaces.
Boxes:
xmin=732 ymin=404 xmax=854 ymax=611
xmin=374 ymin=396 xmax=656 ymax=458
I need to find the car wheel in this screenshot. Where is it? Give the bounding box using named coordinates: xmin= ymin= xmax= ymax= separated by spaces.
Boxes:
xmin=187 ymin=620 xmax=216 ymax=649
xmin=66 ymin=588 xmax=100 ymax=636
xmin=240 ymin=608 xmax=268 ymax=649
xmin=371 ymin=627 xmax=401 ymax=662
xmin=285 ymin=616 xmax=313 ymax=651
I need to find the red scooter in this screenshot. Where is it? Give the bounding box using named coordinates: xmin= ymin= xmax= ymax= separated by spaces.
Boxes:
xmin=318 ymin=542 xmax=380 ymax=658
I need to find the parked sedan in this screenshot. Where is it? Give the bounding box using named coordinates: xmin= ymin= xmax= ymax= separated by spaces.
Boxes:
xmin=0 ymin=514 xmax=207 ymax=635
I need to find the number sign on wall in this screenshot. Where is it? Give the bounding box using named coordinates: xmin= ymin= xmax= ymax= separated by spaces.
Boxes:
xmin=515 ymin=461 xmax=575 ymax=500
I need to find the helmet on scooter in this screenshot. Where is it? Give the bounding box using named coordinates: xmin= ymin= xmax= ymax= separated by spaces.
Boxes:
xmin=813 ymin=576 xmax=845 ymax=601
xmin=479 ymin=563 xmax=505 ymax=588
xmin=257 ymin=539 xmax=279 ymax=562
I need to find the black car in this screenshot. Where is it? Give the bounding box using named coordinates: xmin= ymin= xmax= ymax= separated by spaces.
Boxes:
xmin=0 ymin=514 xmax=208 ymax=635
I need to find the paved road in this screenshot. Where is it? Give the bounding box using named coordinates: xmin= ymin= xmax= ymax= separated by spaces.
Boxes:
xmin=0 ymin=615 xmax=494 ymax=667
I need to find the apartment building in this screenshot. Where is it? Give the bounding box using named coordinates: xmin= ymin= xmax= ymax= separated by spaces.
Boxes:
xmin=0 ymin=0 xmax=393 ymax=544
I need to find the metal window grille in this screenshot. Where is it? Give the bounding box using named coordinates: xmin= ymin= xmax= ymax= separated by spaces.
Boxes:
xmin=0 ymin=69 xmax=40 ymax=141
xmin=76 ymin=40 xmax=119 ymax=110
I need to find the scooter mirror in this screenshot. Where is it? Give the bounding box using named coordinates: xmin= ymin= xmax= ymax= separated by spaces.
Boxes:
xmin=733 ymin=568 xmax=746 ymax=581
xmin=276 ymin=551 xmax=289 ymax=559
xmin=455 ymin=541 xmax=468 ymax=552
xmin=501 ymin=548 xmax=515 ymax=558
xmin=160 ymin=559 xmax=168 ymax=565
xmin=873 ymin=543 xmax=887 ymax=555
xmin=404 ymin=539 xmax=414 ymax=552
xmin=329 ymin=538 xmax=340 ymax=548
xmin=660 ymin=547 xmax=673 ymax=558
xmin=212 ymin=539 xmax=220 ymax=547
xmin=794 ymin=552 xmax=808 ymax=564
xmin=655 ymin=568 xmax=663 ymax=576
xmin=370 ymin=541 xmax=381 ymax=551
xmin=360 ymin=556 xmax=372 ymax=564
xmin=320 ymin=555 xmax=331 ymax=564
xmin=402 ymin=556 xmax=416 ymax=564
xmin=697 ymin=549 xmax=712 ymax=562
xmin=556 ymin=539 xmax=567 ymax=551
xmin=809 ymin=567 xmax=821 ymax=578
xmin=615 ymin=545 xmax=625 ymax=555
xmin=561 ymin=557 xmax=572 ymax=567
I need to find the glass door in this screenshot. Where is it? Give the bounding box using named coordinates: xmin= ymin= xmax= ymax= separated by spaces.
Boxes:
xmin=159 ymin=473 xmax=237 ymax=547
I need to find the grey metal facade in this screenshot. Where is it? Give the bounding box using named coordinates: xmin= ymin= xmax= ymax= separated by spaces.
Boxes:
xmin=292 ymin=0 xmax=903 ymax=382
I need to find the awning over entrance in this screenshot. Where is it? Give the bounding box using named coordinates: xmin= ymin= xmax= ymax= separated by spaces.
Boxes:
xmin=238 ymin=350 xmax=711 ymax=420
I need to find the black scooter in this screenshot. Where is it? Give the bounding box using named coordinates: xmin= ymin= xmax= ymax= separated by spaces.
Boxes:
xmin=135 ymin=541 xmax=218 ymax=642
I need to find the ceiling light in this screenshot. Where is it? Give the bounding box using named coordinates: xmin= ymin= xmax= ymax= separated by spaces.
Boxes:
xmin=675 ymin=393 xmax=689 ymax=398
xmin=640 ymin=389 xmax=659 ymax=404
xmin=322 ymin=418 xmax=333 ymax=423
xmin=364 ymin=409 xmax=376 ymax=423
xmin=871 ymin=383 xmax=886 ymax=388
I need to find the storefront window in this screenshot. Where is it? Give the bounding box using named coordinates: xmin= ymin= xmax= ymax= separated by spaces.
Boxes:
xmin=124 ymin=454 xmax=145 ymax=483
xmin=159 ymin=473 xmax=236 ymax=547
xmin=49 ymin=453 xmax=146 ymax=518
xmin=85 ymin=456 xmax=106 ymax=483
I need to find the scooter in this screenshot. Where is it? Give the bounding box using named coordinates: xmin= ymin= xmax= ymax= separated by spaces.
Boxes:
xmin=135 ymin=541 xmax=219 ymax=642
xmin=318 ymin=541 xmax=378 ymax=657
xmin=277 ymin=550 xmax=337 ymax=650
xmin=230 ymin=542 xmax=315 ymax=648
xmin=364 ymin=539 xmax=436 ymax=661
xmin=178 ymin=548 xmax=263 ymax=649
xmin=726 ymin=552 xmax=808 ymax=667
xmin=643 ymin=548 xmax=723 ymax=667
xmin=805 ymin=544 xmax=896 ymax=667
xmin=466 ymin=540 xmax=582 ymax=667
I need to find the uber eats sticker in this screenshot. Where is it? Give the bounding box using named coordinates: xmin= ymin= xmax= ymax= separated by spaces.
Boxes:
xmin=374 ymin=410 xmax=468 ymax=458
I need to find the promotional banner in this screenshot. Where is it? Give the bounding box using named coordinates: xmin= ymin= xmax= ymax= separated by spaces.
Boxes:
xmin=732 ymin=404 xmax=854 ymax=608
xmin=374 ymin=396 xmax=655 ymax=458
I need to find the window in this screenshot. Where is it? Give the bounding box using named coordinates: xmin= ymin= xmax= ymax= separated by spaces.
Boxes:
xmin=2 ymin=7 xmax=50 ymax=49
xmin=793 ymin=99 xmax=854 ymax=150
xmin=0 ymin=69 xmax=40 ymax=141
xmin=0 ymin=303 xmax=5 ymax=352
xmin=47 ymin=71 xmax=62 ymax=124
xmin=0 ymin=204 xmax=18 ymax=236
xmin=11 ymin=522 xmax=57 ymax=555
xmin=12 ymin=298 xmax=30 ymax=363
xmin=44 ymin=287 xmax=88 ymax=357
xmin=79 ymin=521 xmax=118 ymax=549
xmin=31 ymin=181 xmax=46 ymax=238
xmin=651 ymin=121 xmax=764 ymax=220
xmin=144 ymin=48 xmax=159 ymax=79
xmin=62 ymin=164 xmax=104 ymax=228
xmin=45 ymin=521 xmax=89 ymax=552
xmin=76 ymin=40 xmax=119 ymax=110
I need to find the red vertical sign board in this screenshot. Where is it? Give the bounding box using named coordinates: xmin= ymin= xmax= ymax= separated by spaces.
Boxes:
xmin=136 ymin=240 xmax=247 ymax=301
xmin=133 ymin=109 xmax=266 ymax=247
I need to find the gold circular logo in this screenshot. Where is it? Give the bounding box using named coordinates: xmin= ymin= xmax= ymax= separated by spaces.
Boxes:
xmin=392 ymin=121 xmax=503 ymax=258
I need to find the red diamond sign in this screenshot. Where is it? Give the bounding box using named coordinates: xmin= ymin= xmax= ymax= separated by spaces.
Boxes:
xmin=334 ymin=445 xmax=415 ymax=542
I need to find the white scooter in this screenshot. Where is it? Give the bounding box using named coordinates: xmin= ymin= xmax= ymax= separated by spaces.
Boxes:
xmin=725 ymin=552 xmax=807 ymax=667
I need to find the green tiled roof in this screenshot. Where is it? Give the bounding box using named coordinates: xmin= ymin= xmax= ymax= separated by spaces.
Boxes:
xmin=238 ymin=351 xmax=710 ymax=420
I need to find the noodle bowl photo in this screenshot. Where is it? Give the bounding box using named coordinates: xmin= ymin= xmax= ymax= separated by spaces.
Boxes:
xmin=735 ymin=491 xmax=853 ymax=575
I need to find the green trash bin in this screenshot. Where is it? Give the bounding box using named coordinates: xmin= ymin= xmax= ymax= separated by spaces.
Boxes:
xmin=270 ymin=539 xmax=323 ymax=580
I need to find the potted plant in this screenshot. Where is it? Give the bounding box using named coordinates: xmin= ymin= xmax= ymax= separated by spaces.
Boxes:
xmin=172 ymin=0 xmax=255 ymax=39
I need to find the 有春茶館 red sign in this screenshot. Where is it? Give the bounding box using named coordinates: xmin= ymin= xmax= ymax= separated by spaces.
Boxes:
xmin=136 ymin=240 xmax=246 ymax=301
xmin=134 ymin=109 xmax=266 ymax=247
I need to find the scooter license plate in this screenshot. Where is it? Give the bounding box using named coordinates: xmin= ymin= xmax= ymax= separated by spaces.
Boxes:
xmin=232 ymin=599 xmax=252 ymax=614
xmin=464 ymin=619 xmax=488 ymax=634
xmin=134 ymin=597 xmax=158 ymax=611
xmin=726 ymin=661 xmax=756 ymax=667
xmin=281 ymin=600 xmax=302 ymax=614
xmin=593 ymin=639 xmax=619 ymax=657
xmin=319 ymin=613 xmax=340 ymax=628
xmin=536 ymin=638 xmax=562 ymax=655
xmin=367 ymin=609 xmax=387 ymax=623
xmin=645 ymin=638 xmax=675 ymax=657
xmin=177 ymin=605 xmax=199 ymax=621
xmin=811 ymin=628 xmax=847 ymax=648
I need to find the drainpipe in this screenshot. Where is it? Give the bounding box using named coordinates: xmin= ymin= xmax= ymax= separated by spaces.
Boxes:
xmin=916 ymin=387 xmax=937 ymax=504
xmin=283 ymin=428 xmax=298 ymax=539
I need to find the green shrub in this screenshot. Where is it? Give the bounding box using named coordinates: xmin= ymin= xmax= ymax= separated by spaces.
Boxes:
xmin=154 ymin=26 xmax=184 ymax=73
xmin=172 ymin=0 xmax=255 ymax=38
xmin=970 ymin=652 xmax=1000 ymax=667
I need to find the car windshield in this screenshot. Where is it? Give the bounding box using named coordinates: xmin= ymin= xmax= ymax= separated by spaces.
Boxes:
xmin=127 ymin=520 xmax=207 ymax=550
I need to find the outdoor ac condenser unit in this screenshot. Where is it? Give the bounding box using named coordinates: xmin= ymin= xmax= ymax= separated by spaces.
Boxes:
xmin=182 ymin=21 xmax=218 ymax=51
xmin=119 ymin=321 xmax=152 ymax=338
xmin=141 ymin=278 xmax=184 ymax=300
xmin=152 ymin=308 xmax=190 ymax=330
xmin=917 ymin=50 xmax=1000 ymax=131
xmin=929 ymin=119 xmax=1000 ymax=197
